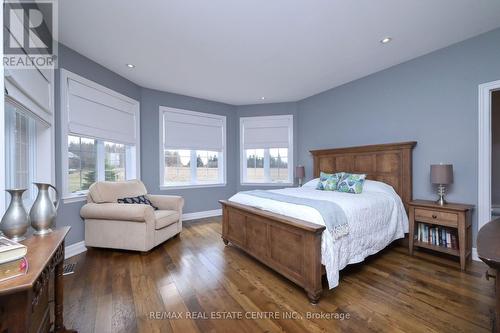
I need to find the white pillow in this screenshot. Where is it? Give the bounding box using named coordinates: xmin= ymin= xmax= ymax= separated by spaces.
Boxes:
xmin=362 ymin=179 xmax=397 ymax=195
xmin=302 ymin=178 xmax=320 ymax=188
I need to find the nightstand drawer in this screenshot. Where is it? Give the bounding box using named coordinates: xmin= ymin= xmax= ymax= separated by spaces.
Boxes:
xmin=414 ymin=208 xmax=458 ymax=226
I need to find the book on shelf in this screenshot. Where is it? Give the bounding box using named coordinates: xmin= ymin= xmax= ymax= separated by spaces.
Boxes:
xmin=451 ymin=234 xmax=458 ymax=249
xmin=415 ymin=223 xmax=459 ymax=250
xmin=0 ymin=257 xmax=28 ymax=282
xmin=0 ymin=236 xmax=27 ymax=264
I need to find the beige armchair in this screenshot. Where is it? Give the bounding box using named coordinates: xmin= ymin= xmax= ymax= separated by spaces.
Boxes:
xmin=80 ymin=180 xmax=184 ymax=251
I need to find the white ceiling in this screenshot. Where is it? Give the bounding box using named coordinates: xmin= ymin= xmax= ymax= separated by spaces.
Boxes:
xmin=59 ymin=0 xmax=500 ymax=105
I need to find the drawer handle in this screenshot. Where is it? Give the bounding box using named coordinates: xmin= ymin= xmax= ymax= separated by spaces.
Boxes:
xmin=432 ymin=214 xmax=437 ymax=219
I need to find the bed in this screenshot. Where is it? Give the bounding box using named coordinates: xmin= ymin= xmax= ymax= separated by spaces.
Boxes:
xmin=219 ymin=141 xmax=416 ymax=303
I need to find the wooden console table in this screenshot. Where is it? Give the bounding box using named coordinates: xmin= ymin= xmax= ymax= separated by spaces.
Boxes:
xmin=477 ymin=218 xmax=500 ymax=333
xmin=0 ymin=227 xmax=76 ymax=333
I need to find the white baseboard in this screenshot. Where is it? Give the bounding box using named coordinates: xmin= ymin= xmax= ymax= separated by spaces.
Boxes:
xmin=65 ymin=240 xmax=87 ymax=259
xmin=472 ymin=247 xmax=480 ymax=261
xmin=183 ymin=209 xmax=222 ymax=221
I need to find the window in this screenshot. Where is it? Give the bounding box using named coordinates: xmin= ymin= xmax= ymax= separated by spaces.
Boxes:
xmin=105 ymin=141 xmax=126 ymax=181
xmin=165 ymin=149 xmax=191 ymax=183
xmin=245 ymin=149 xmax=264 ymax=183
xmin=67 ymin=135 xmax=133 ymax=195
xmin=196 ymin=150 xmax=220 ymax=183
xmin=240 ymin=115 xmax=293 ymax=185
xmin=60 ymin=69 xmax=140 ymax=200
xmin=5 ymin=100 xmax=36 ymax=205
xmin=160 ymin=107 xmax=226 ymax=188
xmin=68 ymin=135 xmax=96 ymax=193
xmin=270 ymin=148 xmax=289 ymax=182
xmin=4 ymin=97 xmax=53 ymax=208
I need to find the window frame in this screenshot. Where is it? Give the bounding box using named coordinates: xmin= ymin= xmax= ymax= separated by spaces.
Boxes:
xmin=60 ymin=69 xmax=140 ymax=203
xmin=159 ymin=107 xmax=227 ymax=190
xmin=240 ymin=115 xmax=294 ymax=186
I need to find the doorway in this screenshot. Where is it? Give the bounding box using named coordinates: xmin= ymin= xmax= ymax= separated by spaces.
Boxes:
xmin=478 ymin=80 xmax=500 ymax=231
xmin=492 ymin=91 xmax=500 ymax=218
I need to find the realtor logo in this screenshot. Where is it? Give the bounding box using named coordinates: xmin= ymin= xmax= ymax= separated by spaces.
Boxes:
xmin=3 ymin=0 xmax=58 ymax=69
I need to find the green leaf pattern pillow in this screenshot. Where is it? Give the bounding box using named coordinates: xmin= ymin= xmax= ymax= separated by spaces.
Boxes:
xmin=337 ymin=173 xmax=367 ymax=194
xmin=316 ymin=172 xmax=344 ymax=191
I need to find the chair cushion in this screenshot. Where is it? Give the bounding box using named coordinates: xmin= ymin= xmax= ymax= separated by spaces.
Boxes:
xmin=89 ymin=180 xmax=147 ymax=203
xmin=154 ymin=210 xmax=180 ymax=230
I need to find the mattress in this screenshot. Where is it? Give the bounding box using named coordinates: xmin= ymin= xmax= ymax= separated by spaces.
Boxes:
xmin=228 ymin=179 xmax=409 ymax=289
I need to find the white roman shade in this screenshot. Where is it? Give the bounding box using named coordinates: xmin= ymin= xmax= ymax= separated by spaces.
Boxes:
xmin=5 ymin=75 xmax=51 ymax=126
xmin=66 ymin=77 xmax=139 ymax=145
xmin=163 ymin=108 xmax=225 ymax=151
xmin=241 ymin=116 xmax=292 ymax=149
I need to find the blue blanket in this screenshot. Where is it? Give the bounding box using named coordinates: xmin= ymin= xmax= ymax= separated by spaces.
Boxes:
xmin=243 ymin=190 xmax=349 ymax=239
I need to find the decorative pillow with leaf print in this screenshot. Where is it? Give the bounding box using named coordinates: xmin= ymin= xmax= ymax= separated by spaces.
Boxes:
xmin=316 ymin=172 xmax=344 ymax=191
xmin=315 ymin=172 xmax=330 ymax=190
xmin=337 ymin=173 xmax=367 ymax=194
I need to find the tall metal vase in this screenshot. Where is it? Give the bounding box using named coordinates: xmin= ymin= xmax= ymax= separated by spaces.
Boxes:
xmin=30 ymin=183 xmax=60 ymax=235
xmin=0 ymin=189 xmax=29 ymax=241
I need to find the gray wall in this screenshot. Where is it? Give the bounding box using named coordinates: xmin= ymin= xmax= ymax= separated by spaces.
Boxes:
xmin=139 ymin=88 xmax=238 ymax=213
xmin=297 ymin=28 xmax=500 ymax=245
xmin=55 ymin=44 xmax=142 ymax=245
xmin=236 ymin=102 xmax=299 ymax=191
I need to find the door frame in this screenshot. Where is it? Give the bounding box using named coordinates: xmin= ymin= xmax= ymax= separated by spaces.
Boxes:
xmin=478 ymin=79 xmax=500 ymax=230
xmin=0 ymin=5 xmax=4 ymax=214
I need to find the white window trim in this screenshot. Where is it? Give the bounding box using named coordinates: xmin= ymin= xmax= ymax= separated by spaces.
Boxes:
xmin=60 ymin=69 xmax=140 ymax=202
xmin=240 ymin=115 xmax=294 ymax=186
xmin=159 ymin=106 xmax=227 ymax=189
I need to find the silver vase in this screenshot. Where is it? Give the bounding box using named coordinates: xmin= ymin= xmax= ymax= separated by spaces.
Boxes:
xmin=1 ymin=189 xmax=29 ymax=241
xmin=29 ymin=183 xmax=60 ymax=235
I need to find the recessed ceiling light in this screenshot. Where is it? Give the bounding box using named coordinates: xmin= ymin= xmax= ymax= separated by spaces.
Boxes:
xmin=126 ymin=63 xmax=135 ymax=68
xmin=261 ymin=97 xmax=265 ymax=100
xmin=380 ymin=37 xmax=392 ymax=44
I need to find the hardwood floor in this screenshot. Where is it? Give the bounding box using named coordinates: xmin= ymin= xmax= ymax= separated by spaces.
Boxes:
xmin=63 ymin=217 xmax=496 ymax=333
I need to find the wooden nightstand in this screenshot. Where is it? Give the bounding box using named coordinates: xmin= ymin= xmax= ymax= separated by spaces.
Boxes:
xmin=408 ymin=200 xmax=474 ymax=270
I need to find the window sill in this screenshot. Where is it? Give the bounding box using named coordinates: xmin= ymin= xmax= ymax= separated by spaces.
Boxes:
xmin=62 ymin=194 xmax=88 ymax=204
xmin=240 ymin=182 xmax=294 ymax=187
xmin=160 ymin=183 xmax=227 ymax=190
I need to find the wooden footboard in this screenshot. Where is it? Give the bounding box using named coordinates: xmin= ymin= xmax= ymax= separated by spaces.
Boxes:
xmin=220 ymin=200 xmax=326 ymax=303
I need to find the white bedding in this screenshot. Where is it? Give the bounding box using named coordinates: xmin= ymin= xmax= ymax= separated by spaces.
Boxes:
xmin=228 ymin=180 xmax=409 ymax=289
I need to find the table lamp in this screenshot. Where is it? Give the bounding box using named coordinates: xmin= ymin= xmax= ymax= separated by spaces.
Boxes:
xmin=296 ymin=165 xmax=305 ymax=187
xmin=430 ymin=164 xmax=453 ymax=206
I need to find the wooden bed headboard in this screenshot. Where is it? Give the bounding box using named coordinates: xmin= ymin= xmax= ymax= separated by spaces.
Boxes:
xmin=310 ymin=141 xmax=417 ymax=206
